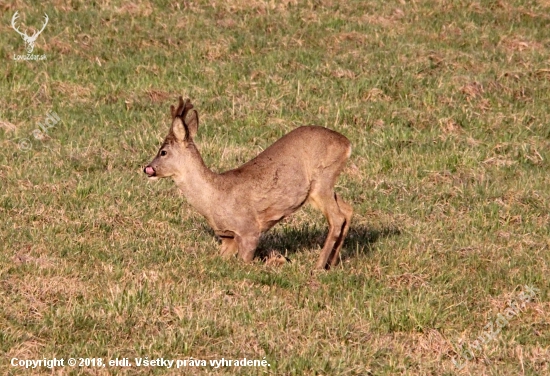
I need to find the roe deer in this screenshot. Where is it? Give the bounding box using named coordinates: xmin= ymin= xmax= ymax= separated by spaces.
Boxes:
xmin=144 ymin=97 xmax=353 ymax=270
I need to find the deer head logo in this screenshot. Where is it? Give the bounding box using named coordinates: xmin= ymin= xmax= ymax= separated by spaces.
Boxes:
xmin=11 ymin=11 xmax=49 ymax=54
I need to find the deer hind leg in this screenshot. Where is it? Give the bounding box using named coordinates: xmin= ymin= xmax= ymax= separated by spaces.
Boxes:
xmin=309 ymin=188 xmax=348 ymax=270
xmin=328 ymin=194 xmax=353 ymax=268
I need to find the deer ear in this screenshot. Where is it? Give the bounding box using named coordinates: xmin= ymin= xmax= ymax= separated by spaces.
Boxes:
xmin=171 ymin=118 xmax=188 ymax=142
xmin=185 ymin=110 xmax=199 ymax=139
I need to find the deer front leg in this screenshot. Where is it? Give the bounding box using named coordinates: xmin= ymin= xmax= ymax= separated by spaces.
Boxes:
xmin=220 ymin=236 xmax=238 ymax=259
xmin=235 ymin=233 xmax=260 ymax=263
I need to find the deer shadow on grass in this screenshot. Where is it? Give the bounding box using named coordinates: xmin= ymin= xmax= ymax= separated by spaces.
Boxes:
xmin=250 ymin=225 xmax=399 ymax=263
xmin=200 ymin=222 xmax=400 ymax=263
xmin=257 ymin=224 xmax=400 ymax=262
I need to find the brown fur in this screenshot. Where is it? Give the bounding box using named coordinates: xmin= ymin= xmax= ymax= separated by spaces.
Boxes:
xmin=144 ymin=97 xmax=353 ymax=270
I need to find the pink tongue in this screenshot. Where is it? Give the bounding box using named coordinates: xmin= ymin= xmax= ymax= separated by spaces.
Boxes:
xmin=145 ymin=166 xmax=155 ymax=175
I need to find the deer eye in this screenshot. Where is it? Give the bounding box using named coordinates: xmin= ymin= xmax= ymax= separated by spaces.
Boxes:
xmin=160 ymin=150 xmax=167 ymax=156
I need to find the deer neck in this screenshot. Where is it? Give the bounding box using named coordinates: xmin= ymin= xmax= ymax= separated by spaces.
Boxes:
xmin=172 ymin=144 xmax=220 ymax=217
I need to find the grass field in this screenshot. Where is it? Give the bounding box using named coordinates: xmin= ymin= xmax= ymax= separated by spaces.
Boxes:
xmin=1 ymin=0 xmax=549 ymax=374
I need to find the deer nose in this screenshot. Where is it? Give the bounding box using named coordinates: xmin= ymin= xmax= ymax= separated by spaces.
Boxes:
xmin=144 ymin=166 xmax=155 ymax=176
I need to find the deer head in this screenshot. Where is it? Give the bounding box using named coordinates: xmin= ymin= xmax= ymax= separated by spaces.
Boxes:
xmin=144 ymin=97 xmax=199 ymax=180
xmin=11 ymin=12 xmax=49 ymax=54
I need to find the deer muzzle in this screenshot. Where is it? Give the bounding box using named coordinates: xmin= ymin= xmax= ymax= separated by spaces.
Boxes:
xmin=144 ymin=166 xmax=156 ymax=177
